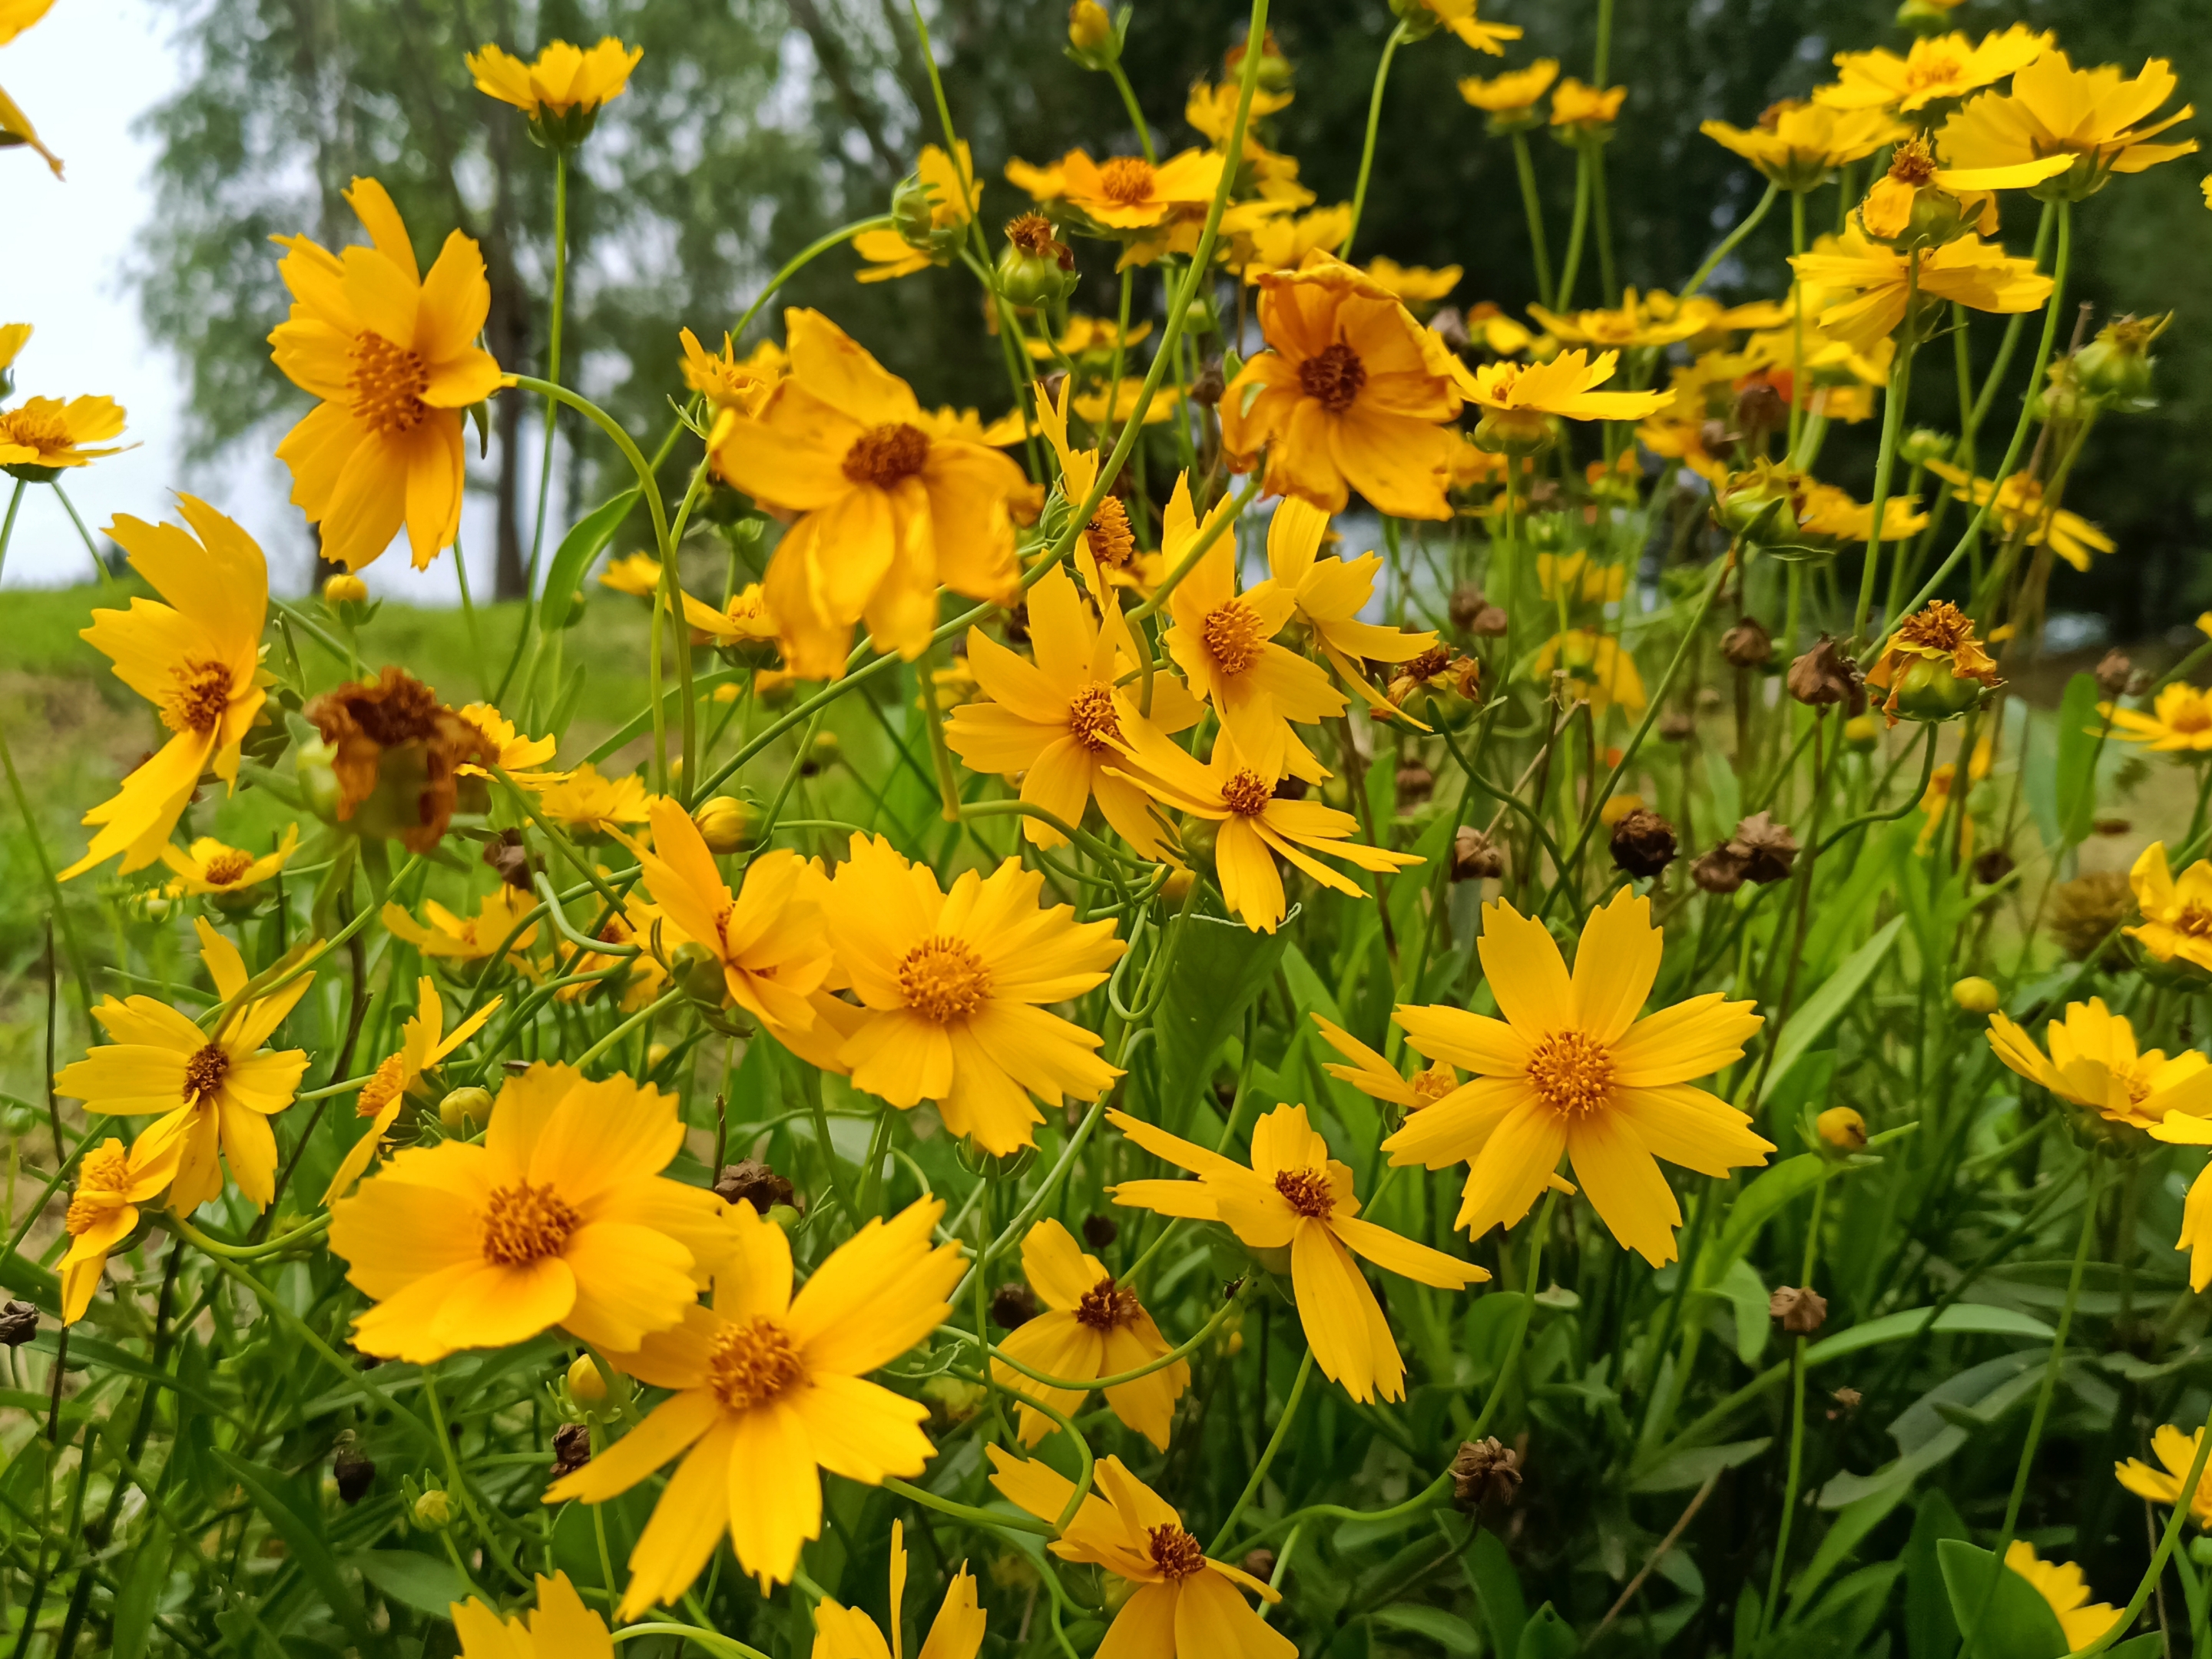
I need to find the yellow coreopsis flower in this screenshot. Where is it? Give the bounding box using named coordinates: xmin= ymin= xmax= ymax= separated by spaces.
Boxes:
xmin=0 ymin=395 xmax=126 ymax=478
xmin=382 ymin=884 xmax=541 ymax=964
xmin=1939 ymin=51 xmax=2199 ymax=199
xmin=1456 ymin=349 xmax=1671 ymax=452
xmin=1864 ymin=600 xmax=2005 ymax=724
xmin=454 ymin=1571 xmax=611 ymax=1659
xmin=0 ymin=0 xmax=61 ymax=174
xmin=1815 ymin=26 xmax=2050 ymax=117
xmin=679 ymin=328 xmax=786 ymax=421
xmin=1526 ymin=290 xmax=1715 ymax=351
xmin=1111 ymin=1102 xmax=1486 ymax=1402
xmin=545 ymin=1197 xmax=963 ymax=1605
xmin=63 ymin=499 xmax=270 ymax=880
xmin=459 ymin=703 xmax=567 ymax=789
xmin=1986 ymin=998 xmax=2212 ymax=1133
xmin=2127 ymin=843 xmax=2212 ymax=972
xmin=944 ymin=564 xmax=1199 ymax=859
xmin=1230 ymin=202 xmax=1356 ymax=283
xmin=1219 ymin=250 xmax=1465 ymax=520
xmin=53 ymin=919 xmax=313 ymax=1214
xmin=536 ymin=762 xmax=654 ymax=836
xmin=58 ymin=1124 xmax=184 ymax=1323
xmin=329 ymin=1061 xmax=733 ymax=1363
xmin=1923 ymin=460 xmax=2112 ymax=570
xmin=1266 ymin=495 xmax=1440 ymax=716
xmin=1416 ymin=0 xmax=1521 ymax=57
xmin=1364 ymin=257 xmax=1462 ymax=313
xmin=0 ymin=321 xmax=28 ymax=376
xmin=2116 ymin=1426 xmax=2212 ymax=1529
xmin=466 ymin=38 xmax=641 ymax=118
xmin=1856 ymin=134 xmax=2073 ymax=240
xmin=598 ymin=551 xmax=664 ymax=596
xmin=813 ymin=1520 xmax=985 ymax=1659
xmin=1551 ymin=78 xmax=1627 ymax=133
xmin=714 ymin=310 xmax=1029 ymax=678
xmin=1701 ymin=100 xmax=1904 ymax=191
xmin=854 ymin=143 xmax=980 ymax=280
xmin=1313 ymin=1013 xmax=1463 ymax=1114
xmin=680 ymin=584 xmax=777 ymax=653
xmin=820 ymin=836 xmax=1124 ymax=1152
xmin=2106 ymin=689 xmax=2212 ymax=758
xmin=1786 ymin=224 xmax=2052 ymax=351
xmin=270 ymin=178 xmax=503 ymax=570
xmin=1384 ymin=892 xmax=1773 ymax=1264
xmin=991 ymin=1451 xmax=1293 ymax=1658
xmin=161 ymin=825 xmax=300 ymax=898
xmin=322 ymin=975 xmax=500 ymax=1204
xmin=1055 ymin=147 xmax=1227 ymax=230
xmin=992 ymin=1220 xmax=1187 ymax=1450
xmin=1530 ymin=628 xmax=1647 ymax=714
xmin=2003 ymin=1543 xmax=2122 ymax=1654
xmin=1024 ymin=313 xmax=1151 ymax=363
xmin=1459 ymin=59 xmax=1559 ymax=118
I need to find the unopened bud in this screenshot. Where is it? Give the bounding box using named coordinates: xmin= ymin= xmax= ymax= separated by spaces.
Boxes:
xmin=567 ymin=1353 xmax=609 ymax=1404
xmin=1843 ymin=713 xmax=1882 ymax=752
xmin=412 ymin=1488 xmax=454 ymax=1531
xmin=1068 ymin=0 xmax=1114 ymax=53
xmin=1952 ymin=975 xmax=2001 ymax=1015
xmin=1899 ymin=429 xmax=1954 ymax=467
xmin=1816 ymin=1106 xmax=1866 ymax=1153
xmin=693 ymin=795 xmax=760 ymax=854
xmin=439 ymin=1086 xmax=492 ymax=1135
xmin=323 ymin=572 xmax=369 ymax=608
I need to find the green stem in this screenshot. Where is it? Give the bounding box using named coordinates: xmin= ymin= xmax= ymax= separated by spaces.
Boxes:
xmin=1788 ymin=190 xmax=1809 ymax=454
xmin=1106 ymin=61 xmax=1156 ymax=163
xmin=525 ymin=150 xmax=569 ymax=597
xmin=613 ymin=1625 xmax=770 ymax=1659
xmin=0 ymin=478 xmax=24 ymax=588
xmin=1509 ymin=131 xmax=1555 ymax=304
xmin=49 ymin=482 xmax=116 ymax=589
xmin=1759 ymin=1173 xmax=1829 ymax=1633
xmin=1854 ymin=295 xmax=1918 ymax=647
xmin=1339 ymin=22 xmax=1410 ymax=259
xmin=1208 ymin=1348 xmax=1314 ymax=1553
xmin=1468 ymin=1188 xmax=1558 ymax=1439
xmin=733 ymin=217 xmax=891 ymax=344
xmin=1555 ymin=147 xmax=1592 ymax=312
xmin=1680 ymin=179 xmax=1780 ymax=303
xmin=1591 ymin=139 xmax=1617 ymax=306
xmin=574 ymin=987 xmax=684 ymax=1072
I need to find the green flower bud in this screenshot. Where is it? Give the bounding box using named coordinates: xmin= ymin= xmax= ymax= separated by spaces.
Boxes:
xmin=411 ymin=1488 xmax=453 ymax=1531
xmin=1889 ymin=655 xmax=1988 ymax=722
xmin=439 ymin=1086 xmax=492 ymax=1135
xmin=1899 ymin=429 xmax=1954 ymax=467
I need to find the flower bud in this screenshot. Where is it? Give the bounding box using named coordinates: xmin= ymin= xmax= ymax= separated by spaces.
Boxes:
xmin=439 ymin=1085 xmax=492 ymax=1134
xmin=1388 ymin=0 xmax=1444 ymax=40
xmin=1067 ymin=0 xmax=1115 ymax=55
xmin=671 ymin=942 xmax=730 ymax=1008
xmin=1889 ymin=654 xmax=1988 ymax=722
xmin=2072 ymin=313 xmax=2167 ymax=409
xmin=1899 ymin=429 xmax=1955 ymax=467
xmin=1842 ymin=713 xmax=1882 ymax=751
xmin=693 ymin=795 xmax=760 ymax=854
xmin=323 ymin=571 xmax=369 ymax=608
xmin=801 ymin=730 xmax=843 ymax=775
xmin=567 ymin=1353 xmax=609 ymax=1405
xmin=1893 ymin=0 xmax=1954 ymax=33
xmin=1161 ymin=864 xmax=1197 ymax=903
xmin=1816 ymin=1106 xmax=1867 ymax=1153
xmin=1951 ymin=975 xmax=2001 ymax=1015
xmin=1473 ymin=408 xmax=1555 ymax=455
xmin=295 ymin=738 xmax=346 ymax=823
xmin=411 ymin=1488 xmax=453 ymax=1531
xmin=998 ymin=214 xmax=1078 ymax=309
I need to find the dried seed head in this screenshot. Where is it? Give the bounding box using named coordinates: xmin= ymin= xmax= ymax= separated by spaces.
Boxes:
xmin=1452 ymin=826 xmax=1505 ymax=882
xmin=1770 ymin=1285 xmax=1828 ymax=1335
xmin=1450 ymin=1436 xmax=1524 ymax=1510
xmin=990 ymin=1283 xmax=1039 ymax=1330
xmin=1609 ymin=809 xmax=1678 ymax=879
xmin=714 ymin=1158 xmax=796 ymax=1214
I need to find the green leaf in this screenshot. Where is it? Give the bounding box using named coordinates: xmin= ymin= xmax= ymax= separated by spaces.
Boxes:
xmin=1630 ymin=1436 xmax=1771 ymax=1494
xmin=1707 ymin=748 xmax=1741 ymax=843
xmin=1786 ymin=1478 xmax=1910 ymax=1613
xmin=1759 ymin=915 xmax=1907 ymax=1104
xmin=214 ymin=1450 xmax=373 ymax=1647
xmin=538 ymin=487 xmax=641 ymax=631
xmin=1936 ymin=1540 xmax=2068 ymax=1659
xmin=110 ymin=1517 xmax=169 ymax=1659
xmin=1515 ymin=1601 xmax=1579 ymax=1659
xmin=1374 ymin=1605 xmax=1480 ymax=1655
xmin=1906 ymin=1489 xmax=1969 ymax=1659
xmin=1465 ymin=1525 xmax=1527 ymax=1659
xmin=2052 ymin=672 xmax=2104 ymax=847
xmin=1705 ymin=1154 xmax=1825 ymax=1287
xmin=1806 ymin=1303 xmax=2055 ymax=1366
xmin=349 ymin=1548 xmax=473 ymax=1617
xmin=1150 ymin=908 xmax=1290 ymax=1123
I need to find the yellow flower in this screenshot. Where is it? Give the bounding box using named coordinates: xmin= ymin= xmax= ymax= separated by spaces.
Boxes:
xmin=813 ymin=1519 xmax=985 ymax=1659
xmin=2128 ymin=843 xmax=2212 ymax=974
xmin=63 ymin=498 xmax=270 ymax=880
xmin=1464 ymin=300 xmax=1535 ymax=356
xmin=1384 ymin=892 xmax=1772 ymax=1264
xmin=1417 ymin=0 xmax=1522 ymax=57
xmin=1535 ymin=551 xmax=1626 ymax=605
xmin=1551 ymin=78 xmax=1627 ymax=131
xmin=1864 ymin=600 xmax=2005 ymax=724
xmin=1313 ymin=1014 xmax=1463 ymax=1113
xmin=1219 ymin=250 xmax=1465 ymax=520
xmin=1531 ymin=628 xmax=1647 ymax=714
xmin=1230 ymin=202 xmax=1356 ymax=283
xmin=945 ymin=564 xmax=1199 ymax=859
xmin=2116 ymin=1425 xmax=2212 ymax=1528
xmin=1071 ymin=376 xmax=1182 ymax=429
xmin=1114 ymin=726 xmax=1422 ymax=933
xmin=1815 ymin=26 xmax=2051 ymax=116
xmin=1922 ymin=460 xmax=2112 ymax=571
xmin=1055 ymin=147 xmax=1227 ymax=230
xmin=329 ymin=1061 xmax=733 ymax=1363
xmin=0 ymin=320 xmax=28 ymax=373
xmin=0 ymin=0 xmax=61 ymax=175
xmin=680 ymin=583 xmax=778 ymax=651
xmin=2002 ymin=1543 xmax=2122 ymax=1654
xmin=991 ymin=1458 xmax=1293 ymax=1659
xmin=270 ymin=178 xmax=503 ymax=571
xmin=53 ymin=919 xmax=313 ymax=1214
xmin=598 ymin=551 xmax=664 ymax=595
xmin=820 ymin=836 xmax=1124 ymax=1154
xmin=1786 ymin=224 xmax=2052 ymax=351
xmin=1112 ymin=1101 xmax=1487 ymax=1402
xmin=0 ymin=395 xmax=127 ymax=477
xmin=1267 ymin=495 xmax=1441 ymax=716
xmin=991 ymin=1220 xmax=1187 ymax=1449
xmin=1004 ymin=154 xmax=1068 ymax=202
xmin=59 ymin=1126 xmax=185 ymax=1323
xmin=466 ymin=38 xmax=641 ymax=117
xmin=382 ymin=884 xmax=541 ymax=964
xmin=1456 ymin=349 xmax=1671 ymax=452
xmin=853 ymin=143 xmax=980 ymax=281
xmin=536 ymin=762 xmax=654 ymax=836
xmin=1985 ymin=998 xmax=2212 ymax=1132
xmin=545 ymin=1197 xmax=963 ymax=1605
xmin=322 ymin=975 xmax=500 ymax=1204
xmin=459 ymin=703 xmax=567 ymax=789
xmin=1185 ymin=76 xmax=1295 ymax=145
xmin=1022 ymin=313 xmax=1151 ymax=363
xmin=455 ymin=1570 xmax=611 ymax=1659
xmin=1164 ymin=478 xmax=1344 ymax=777
xmin=1701 ymin=101 xmax=1904 ymax=191
xmin=679 ymin=328 xmax=786 ymax=419
xmin=1029 ymin=376 xmax=1147 ymax=601
xmin=1856 ymin=134 xmax=2073 ymax=240
xmin=161 ymin=825 xmax=300 ymax=897
xmin=1459 ymin=59 xmax=1559 ymax=116
xmin=2105 ymin=688 xmax=2212 ymax=757
xmin=1363 ymin=256 xmax=1462 ymax=313
xmin=713 ymin=310 xmax=1029 ymax=678
xmin=1939 ymin=51 xmax=2199 ymax=198
xmin=1526 ymin=289 xmax=1724 ymax=352
xmin=626 ymin=796 xmax=833 ymax=1035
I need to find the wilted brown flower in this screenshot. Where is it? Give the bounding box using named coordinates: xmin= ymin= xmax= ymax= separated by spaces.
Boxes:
xmin=714 ymin=1157 xmax=795 ymax=1214
xmin=482 ymin=828 xmax=534 ymax=892
xmin=303 ymin=667 xmax=495 ymax=852
xmin=1450 ymin=583 xmax=1510 ymax=636
xmin=2094 ymin=649 xmax=2134 ymax=699
xmin=1729 ymin=812 xmax=1800 ymax=884
xmin=1658 ymin=710 xmax=1697 ymax=741
xmin=1452 ymin=825 xmax=1505 ymax=882
xmin=1450 ymin=1436 xmax=1524 ymax=1510
xmin=1972 ymin=848 xmax=2017 ymax=886
xmin=1830 ymin=1386 xmax=1863 ymax=1414
xmin=2051 ymin=871 xmax=2134 ymax=962
xmin=1241 ymin=1548 xmax=1280 ymax=1584
xmin=1081 ymin=1213 xmax=1119 ymax=1250
xmin=1770 ymin=1285 xmax=1828 ymax=1335
xmin=550 ymin=1422 xmax=592 ymax=1481
xmin=991 ymin=1283 xmax=1039 ymax=1329
xmin=1720 ymin=616 xmax=1773 ymax=669
xmin=1610 ymin=810 xmax=1677 ymax=879
xmin=0 ymin=1301 xmax=35 ymax=1346
xmin=333 ymin=1438 xmax=376 ymax=1505
xmin=1396 ymin=763 xmax=1436 ymax=806
xmin=1189 ymin=357 xmax=1227 ymax=408
xmin=1786 ymin=634 xmax=1865 ymax=711
xmin=1691 ymin=845 xmax=1748 ymax=894
xmin=1865 ymin=600 xmax=2004 ymax=725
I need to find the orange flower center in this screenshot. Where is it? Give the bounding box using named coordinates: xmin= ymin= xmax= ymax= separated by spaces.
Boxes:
xmin=1220 ymin=768 xmax=1273 ymax=816
xmin=1147 ymin=1524 xmax=1206 ymax=1580
xmin=707 ymin=1313 xmax=806 ymax=1410
xmin=1886 ymin=137 xmax=1939 ymax=185
xmin=1412 ymin=1064 xmax=1457 ymax=1108
xmin=2171 ymin=702 xmax=2212 ymax=737
xmin=349 ymin=330 xmax=432 ymax=435
xmin=2171 ymin=904 xmax=2212 ymax=939
xmin=0 ymin=406 xmax=72 ymax=455
xmin=1075 ymin=1275 xmax=1141 ymax=1330
xmin=1297 ymin=342 xmax=1367 ymax=414
xmin=1084 ymin=495 xmax=1135 ymax=569
xmin=1401 ymin=646 xmax=1452 ymax=684
xmin=1201 ymin=598 xmax=1267 ymax=675
xmin=1902 ymin=54 xmax=1963 ymax=97
xmin=1067 ymin=682 xmax=1123 ymax=752
xmin=183 ymin=1043 xmax=230 ymax=1101
xmin=164 ymin=660 xmax=235 ymax=737
xmin=843 ymin=422 xmax=931 ymax=488
xmin=1525 ymin=1028 xmax=1615 ymax=1118
xmin=78 ymin=1141 xmax=131 ymax=1197
xmin=64 ymin=1192 xmax=111 ymax=1235
xmin=1273 ymin=1167 xmax=1336 ymax=1217
xmin=1098 ymin=157 xmax=1156 ymax=205
xmin=898 ymin=935 xmax=992 ymax=1023
xmin=358 ymin=1051 xmax=408 ymax=1119
xmin=479 ymin=1180 xmax=581 ymax=1266
xmin=1895 ymin=599 xmax=1975 ymax=654
xmin=202 ymin=848 xmax=256 ymax=886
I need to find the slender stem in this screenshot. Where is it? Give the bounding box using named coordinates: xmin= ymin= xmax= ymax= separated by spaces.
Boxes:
xmin=1788 ymin=190 xmax=1808 ymax=454
xmin=613 ymin=1626 xmax=770 ymax=1659
xmin=1680 ymin=179 xmax=1780 ymax=303
xmin=1468 ymin=1188 xmax=1558 ymax=1439
xmin=1208 ymin=1349 xmax=1315 ymax=1554
xmin=574 ymin=988 xmax=684 ymax=1072
xmin=525 ymin=151 xmax=570 ymax=598
xmin=0 ymin=478 xmax=24 ymax=588
xmin=1591 ymin=139 xmax=1618 ymax=306
xmin=733 ymin=217 xmax=890 ymax=345
xmin=48 ymin=482 xmax=116 ymax=588
xmin=1854 ymin=293 xmax=1919 ymax=646
xmin=1106 ymin=61 xmax=1155 ymax=162
xmin=1759 ymin=1173 xmax=1829 ymax=1634
xmin=1339 ymin=22 xmax=1410 ymax=258
xmin=1555 ymin=147 xmax=1592 ymax=312
xmin=1509 ymin=131 xmax=1555 ymax=304
xmin=1592 ymin=0 xmax=1616 ymax=82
